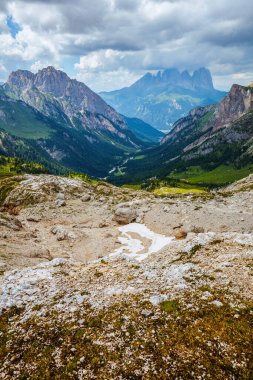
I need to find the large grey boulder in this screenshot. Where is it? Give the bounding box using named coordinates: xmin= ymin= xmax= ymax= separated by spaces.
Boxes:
xmin=114 ymin=207 xmax=137 ymax=224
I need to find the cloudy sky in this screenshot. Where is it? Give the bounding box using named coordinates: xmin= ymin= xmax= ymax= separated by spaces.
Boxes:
xmin=0 ymin=0 xmax=252 ymax=91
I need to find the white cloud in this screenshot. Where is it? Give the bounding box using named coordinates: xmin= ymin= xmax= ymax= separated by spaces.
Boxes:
xmin=30 ymin=60 xmax=61 ymax=73
xmin=76 ymin=68 xmax=140 ymax=92
xmin=0 ymin=0 xmax=251 ymax=90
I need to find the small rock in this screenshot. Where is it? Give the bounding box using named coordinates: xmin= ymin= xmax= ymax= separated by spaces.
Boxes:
xmin=55 ymin=199 xmax=66 ymax=207
xmin=174 ymin=228 xmax=187 ymax=240
xmin=51 ymin=225 xmax=77 ymax=241
xmin=56 ymin=193 xmax=65 ymax=200
xmin=81 ymin=194 xmax=91 ymax=202
xmin=210 ymin=300 xmax=223 ymax=307
xmin=27 ymin=214 xmax=41 ymax=222
xmin=141 ymin=310 xmax=154 ymax=317
xmin=30 ymin=248 xmax=52 ymax=260
xmin=201 ymin=291 xmax=212 ymax=300
xmin=149 ymin=294 xmax=167 ymax=305
xmin=99 ymin=222 xmax=108 ymax=228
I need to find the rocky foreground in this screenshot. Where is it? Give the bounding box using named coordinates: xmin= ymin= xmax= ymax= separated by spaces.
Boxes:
xmin=0 ymin=174 xmax=252 ymax=379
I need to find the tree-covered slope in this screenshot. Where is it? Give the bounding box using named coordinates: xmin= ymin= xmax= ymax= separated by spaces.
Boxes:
xmin=122 ymin=115 xmax=164 ymax=144
xmin=109 ymin=84 xmax=253 ymax=186
xmin=0 ymin=94 xmax=139 ymax=177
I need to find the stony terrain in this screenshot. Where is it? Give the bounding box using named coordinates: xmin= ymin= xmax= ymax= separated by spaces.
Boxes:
xmin=0 ymin=174 xmax=252 ymax=379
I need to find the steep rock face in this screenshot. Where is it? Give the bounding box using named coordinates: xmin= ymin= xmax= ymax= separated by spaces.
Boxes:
xmin=162 ymin=84 xmax=253 ymax=147
xmin=4 ymin=67 xmax=131 ymax=142
xmin=100 ymin=67 xmax=225 ymax=131
xmin=161 ymin=105 xmax=214 ymax=144
xmin=214 ymin=84 xmax=253 ymax=129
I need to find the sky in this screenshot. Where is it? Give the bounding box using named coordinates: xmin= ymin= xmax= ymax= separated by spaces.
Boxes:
xmin=0 ymin=0 xmax=252 ymax=92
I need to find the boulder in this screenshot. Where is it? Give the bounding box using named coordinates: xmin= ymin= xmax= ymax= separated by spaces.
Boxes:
xmin=51 ymin=225 xmax=76 ymax=241
xmin=114 ymin=207 xmax=137 ymax=224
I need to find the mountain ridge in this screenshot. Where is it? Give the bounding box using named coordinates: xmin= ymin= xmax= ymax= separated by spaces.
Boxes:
xmin=1 ymin=67 xmax=154 ymax=177
xmin=100 ymin=67 xmax=226 ymax=131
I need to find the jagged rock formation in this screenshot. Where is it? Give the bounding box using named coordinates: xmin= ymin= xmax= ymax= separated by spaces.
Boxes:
xmin=100 ymin=67 xmax=226 ymax=131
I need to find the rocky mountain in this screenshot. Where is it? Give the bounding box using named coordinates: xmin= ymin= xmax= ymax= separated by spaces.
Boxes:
xmin=100 ymin=67 xmax=226 ymax=131
xmin=0 ymin=67 xmax=153 ymax=177
xmin=110 ymin=83 xmax=253 ymax=185
xmin=4 ymin=66 xmax=136 ymax=144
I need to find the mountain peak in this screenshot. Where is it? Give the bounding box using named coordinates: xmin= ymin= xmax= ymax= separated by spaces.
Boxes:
xmin=7 ymin=69 xmax=35 ymax=89
xmin=5 ymin=66 xmax=128 ymax=129
xmin=192 ymin=67 xmax=214 ymax=90
xmin=131 ymin=67 xmax=214 ymax=91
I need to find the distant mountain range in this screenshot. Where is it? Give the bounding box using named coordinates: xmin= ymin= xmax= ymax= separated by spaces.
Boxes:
xmin=0 ymin=67 xmax=159 ymax=177
xmin=1 ymin=66 xmax=252 ymax=185
xmin=109 ymin=82 xmax=253 ymax=185
xmin=100 ymin=67 xmax=226 ymax=131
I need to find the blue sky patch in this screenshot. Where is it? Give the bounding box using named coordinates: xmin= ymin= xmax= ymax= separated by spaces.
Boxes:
xmin=6 ymin=16 xmax=21 ymax=38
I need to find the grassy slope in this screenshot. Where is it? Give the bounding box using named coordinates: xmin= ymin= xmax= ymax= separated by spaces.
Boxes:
xmin=170 ymin=165 xmax=253 ymax=186
xmin=0 ymin=101 xmax=54 ymax=139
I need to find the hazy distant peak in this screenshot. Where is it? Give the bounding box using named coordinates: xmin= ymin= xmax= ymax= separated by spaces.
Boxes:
xmin=192 ymin=67 xmax=214 ymax=90
xmin=131 ymin=67 xmax=214 ymax=91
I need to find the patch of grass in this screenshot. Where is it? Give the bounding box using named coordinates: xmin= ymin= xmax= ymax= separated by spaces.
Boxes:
xmin=160 ymin=299 xmax=180 ymax=312
xmin=133 ymin=155 xmax=146 ymax=160
xmin=153 ymin=186 xmax=205 ymax=195
xmin=170 ymin=165 xmax=253 ymax=186
xmin=189 ymin=244 xmax=202 ymax=257
xmin=121 ymin=183 xmax=142 ymax=190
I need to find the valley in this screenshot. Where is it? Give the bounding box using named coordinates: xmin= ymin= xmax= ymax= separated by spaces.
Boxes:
xmin=0 ymin=67 xmax=253 ymax=380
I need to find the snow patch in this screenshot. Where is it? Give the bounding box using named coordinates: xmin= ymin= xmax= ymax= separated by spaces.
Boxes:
xmin=110 ymin=223 xmax=173 ymax=262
